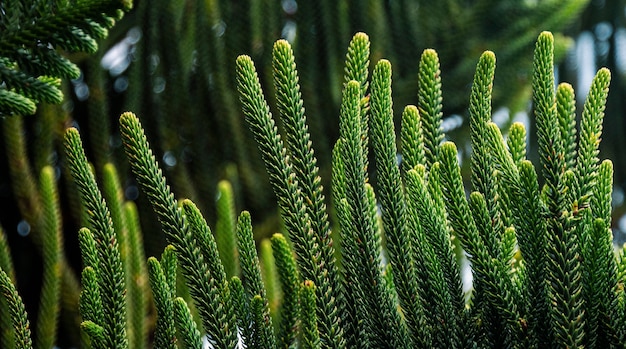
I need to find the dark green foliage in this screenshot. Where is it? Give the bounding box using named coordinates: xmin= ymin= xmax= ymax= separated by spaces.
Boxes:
xmin=172 ymin=297 xmax=202 ymax=349
xmin=343 ymin=32 xmax=371 ymax=175
xmin=400 ymin=105 xmax=425 ymax=176
xmin=369 ymin=59 xmax=424 ymax=346
xmin=556 ymin=83 xmax=577 ymax=170
xmin=120 ymin=111 xmax=238 ymax=348
xmin=337 ymin=77 xmax=410 ymax=348
xmin=0 ymin=267 xmax=32 ymax=349
xmin=147 ymin=252 xmax=176 ymax=349
xmin=404 ymin=166 xmax=464 ymax=347
xmin=507 ymin=122 xmax=527 ymax=166
xmin=271 ymin=233 xmax=300 ymax=349
xmin=271 ymin=42 xmax=342 ymax=336
xmin=0 ymin=0 xmax=622 ymax=345
xmin=236 ymin=53 xmax=345 ymax=349
xmin=0 ymin=1 xmax=598 ymax=344
xmin=237 ymin=211 xmax=276 ymax=348
xmin=150 ymin=0 xmax=586 ymax=196
xmin=235 ymin=30 xmax=623 ymax=349
xmin=417 ymin=49 xmax=444 ymax=168
xmin=0 ymin=0 xmax=132 ymax=116
xmin=65 ymin=128 xmax=127 ymax=349
xmin=300 ymin=280 xmax=321 ymax=349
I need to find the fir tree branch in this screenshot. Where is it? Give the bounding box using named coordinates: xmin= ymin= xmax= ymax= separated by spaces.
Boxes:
xmin=507 ymin=122 xmax=527 ymax=166
xmin=173 ymin=297 xmax=202 ymax=349
xmin=530 ymin=33 xmax=586 ymax=348
xmin=230 ymin=276 xmax=251 ymax=344
xmin=179 ymin=199 xmax=238 ymax=347
xmin=556 ymin=83 xmax=577 ymax=170
xmin=119 ymin=112 xmax=238 ymax=348
xmin=574 ymin=67 xmax=611 ymax=206
xmin=369 ymin=58 xmax=424 ymax=346
xmin=301 ymin=280 xmax=321 ymax=349
xmin=236 ymin=55 xmax=344 ymax=349
xmin=332 ymin=93 xmax=369 ymax=347
xmin=79 ymin=266 xmax=103 ymax=347
xmin=406 ymin=165 xmax=454 ymax=348
xmin=468 ymin=51 xmax=505 ymax=260
xmin=343 ymin=32 xmax=371 ymax=176
xmin=78 ymin=228 xmax=100 ymax=275
xmin=545 ymin=218 xmax=585 ymax=348
xmin=417 ymin=49 xmax=444 ymax=168
xmin=405 ymin=166 xmax=461 ymax=347
xmin=0 ymin=0 xmax=132 ymax=116
xmin=0 ymin=266 xmax=30 ymax=349
xmin=400 ymin=105 xmax=425 ymax=175
xmin=81 ymin=321 xmax=105 ymax=346
xmin=584 ymin=217 xmax=619 ymax=347
xmin=0 ymin=0 xmax=130 ymax=51
xmin=0 ymin=60 xmax=63 ymax=104
xmin=237 ymin=211 xmax=276 ymax=348
xmin=339 ymin=79 xmax=409 ymax=348
xmin=13 ymin=47 xmax=80 ymax=81
xmin=583 ymin=161 xmax=618 ymax=347
xmin=343 ymin=33 xmax=370 ymax=92
xmin=247 ymin=295 xmax=273 ymax=349
xmin=64 ymin=128 xmax=127 ymax=349
xmin=271 ymin=233 xmax=300 ymax=349
xmin=78 ymin=230 xmax=103 ymax=326
xmin=439 ymin=142 xmax=523 ymax=347
xmin=0 ymin=88 xmax=36 ymax=115
xmin=272 ymin=42 xmax=344 ymax=344
xmin=533 ymin=31 xmax=567 ymax=217
xmin=147 ymin=255 xmax=177 ymax=349
xmin=485 ymin=122 xmax=549 ymax=347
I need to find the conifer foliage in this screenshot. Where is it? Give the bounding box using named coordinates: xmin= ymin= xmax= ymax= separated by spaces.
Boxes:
xmin=1 ymin=27 xmax=624 ymax=349
xmin=0 ymin=0 xmax=132 ymax=116
xmin=233 ymin=31 xmax=624 ymax=348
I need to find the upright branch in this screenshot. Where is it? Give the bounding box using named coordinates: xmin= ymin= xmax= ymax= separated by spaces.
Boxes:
xmin=417 ymin=49 xmax=444 ymax=168
xmin=369 ymin=59 xmax=423 ymax=345
xmin=119 ymin=112 xmax=238 ymax=348
xmin=64 ymin=128 xmax=127 ymax=349
xmin=236 ymin=55 xmax=345 ymax=349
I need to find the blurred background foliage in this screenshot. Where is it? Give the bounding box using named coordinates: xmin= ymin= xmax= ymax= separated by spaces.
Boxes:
xmin=3 ymin=0 xmax=626 ymax=346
